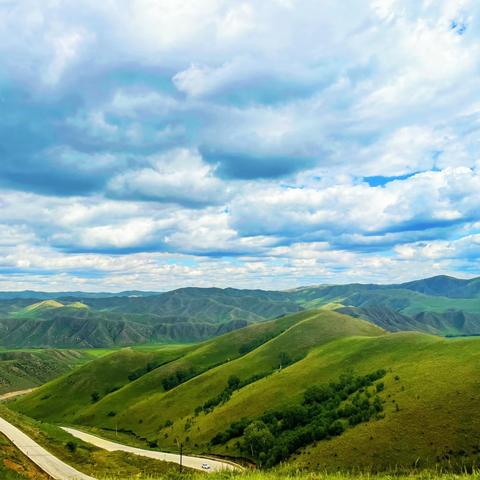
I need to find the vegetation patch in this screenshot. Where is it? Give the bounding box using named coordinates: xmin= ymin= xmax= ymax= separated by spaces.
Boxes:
xmin=212 ymin=370 xmax=386 ymax=466
xmin=0 ymin=433 xmax=50 ymax=479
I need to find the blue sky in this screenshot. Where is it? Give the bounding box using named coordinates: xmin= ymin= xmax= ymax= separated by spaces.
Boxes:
xmin=0 ymin=0 xmax=479 ymax=291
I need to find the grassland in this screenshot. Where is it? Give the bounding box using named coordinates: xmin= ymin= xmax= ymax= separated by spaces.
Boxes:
xmin=10 ymin=307 xmax=480 ymax=472
xmin=99 ymin=472 xmax=480 ymax=480
xmin=0 ymin=348 xmax=92 ymax=394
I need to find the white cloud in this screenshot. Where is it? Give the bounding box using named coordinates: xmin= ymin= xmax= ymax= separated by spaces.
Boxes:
xmin=1 ymin=0 xmax=480 ymax=288
xmin=107 ymin=148 xmax=230 ymax=206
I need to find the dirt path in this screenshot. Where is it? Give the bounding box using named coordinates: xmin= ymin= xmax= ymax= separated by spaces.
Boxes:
xmin=0 ymin=388 xmax=37 ymax=401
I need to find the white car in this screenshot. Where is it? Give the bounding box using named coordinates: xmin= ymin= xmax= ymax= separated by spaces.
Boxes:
xmin=201 ymin=463 xmax=211 ymax=470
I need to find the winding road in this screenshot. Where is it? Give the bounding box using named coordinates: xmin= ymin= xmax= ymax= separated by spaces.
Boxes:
xmin=0 ymin=389 xmax=240 ymax=478
xmin=0 ymin=416 xmax=95 ymax=480
xmin=63 ymin=427 xmax=240 ymax=473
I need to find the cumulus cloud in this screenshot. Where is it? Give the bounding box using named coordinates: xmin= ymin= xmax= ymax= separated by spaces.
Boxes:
xmin=107 ymin=148 xmax=230 ymax=207
xmin=0 ymin=0 xmax=480 ymax=289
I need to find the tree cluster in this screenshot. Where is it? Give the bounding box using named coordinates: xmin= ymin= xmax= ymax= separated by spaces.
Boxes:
xmin=161 ymin=367 xmax=197 ymax=391
xmin=196 ymin=372 xmax=269 ymax=415
xmin=211 ymin=369 xmax=386 ymax=467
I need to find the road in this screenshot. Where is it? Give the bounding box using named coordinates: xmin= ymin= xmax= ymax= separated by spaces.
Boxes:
xmin=63 ymin=427 xmax=241 ymax=473
xmin=0 ymin=388 xmax=37 ymax=401
xmin=0 ymin=416 xmax=95 ymax=480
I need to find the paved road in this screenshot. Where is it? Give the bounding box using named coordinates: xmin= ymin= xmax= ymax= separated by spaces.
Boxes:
xmin=63 ymin=427 xmax=241 ymax=473
xmin=0 ymin=416 xmax=95 ymax=480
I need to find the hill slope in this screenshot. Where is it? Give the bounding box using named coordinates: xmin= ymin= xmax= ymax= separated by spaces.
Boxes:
xmin=0 ymin=349 xmax=92 ymax=394
xmin=11 ymin=309 xmax=480 ymax=471
xmin=0 ymin=276 xmax=479 ymax=348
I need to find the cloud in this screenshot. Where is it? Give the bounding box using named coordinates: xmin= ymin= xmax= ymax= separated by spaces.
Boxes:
xmin=0 ymin=0 xmax=480 ymax=289
xmin=230 ymin=167 xmax=480 ymax=247
xmin=107 ymin=148 xmax=230 ymax=207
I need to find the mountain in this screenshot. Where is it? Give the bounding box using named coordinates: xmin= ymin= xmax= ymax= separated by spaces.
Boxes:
xmin=393 ymin=275 xmax=480 ymax=298
xmin=0 ymin=288 xmax=303 ymax=348
xmin=12 ymin=309 xmax=480 ymax=471
xmin=0 ymin=276 xmax=478 ymax=348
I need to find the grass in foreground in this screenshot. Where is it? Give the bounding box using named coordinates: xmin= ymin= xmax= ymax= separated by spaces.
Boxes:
xmin=0 ymin=433 xmax=50 ymax=479
xmin=100 ymin=470 xmax=480 ymax=480
xmin=0 ymin=404 xmax=193 ymax=478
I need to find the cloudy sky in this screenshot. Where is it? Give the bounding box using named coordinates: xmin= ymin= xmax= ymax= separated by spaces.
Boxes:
xmin=0 ymin=0 xmax=479 ymax=291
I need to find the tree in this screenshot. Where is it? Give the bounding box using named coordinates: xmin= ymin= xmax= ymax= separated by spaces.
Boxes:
xmin=66 ymin=441 xmax=77 ymax=453
xmin=328 ymin=420 xmax=345 ymax=436
xmin=278 ymin=352 xmax=292 ymax=369
xmin=243 ymin=421 xmax=274 ymax=461
xmin=227 ymin=375 xmax=241 ymax=391
xmin=304 ymin=384 xmax=333 ymax=404
xmin=91 ymin=391 xmax=100 ymax=403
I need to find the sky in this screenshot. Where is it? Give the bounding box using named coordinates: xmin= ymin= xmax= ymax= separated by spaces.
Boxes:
xmin=0 ymin=0 xmax=479 ymax=292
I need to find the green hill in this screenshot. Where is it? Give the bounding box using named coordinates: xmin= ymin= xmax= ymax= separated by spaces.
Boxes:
xmin=67 ymin=301 xmax=89 ymax=309
xmin=0 ymin=349 xmax=92 ymax=394
xmin=0 ymin=276 xmax=479 ymax=348
xmin=22 ymin=300 xmax=64 ymax=314
xmin=11 ymin=309 xmax=480 ymax=471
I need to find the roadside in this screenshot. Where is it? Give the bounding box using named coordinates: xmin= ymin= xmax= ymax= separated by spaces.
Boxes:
xmin=0 ymin=415 xmax=95 ymax=480
xmin=0 ymin=400 xmax=197 ymax=479
xmin=63 ymin=427 xmax=242 ymax=473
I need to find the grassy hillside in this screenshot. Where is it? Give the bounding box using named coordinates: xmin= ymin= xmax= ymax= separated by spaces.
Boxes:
xmin=0 ymin=349 xmax=92 ymax=394
xmin=294 ymin=281 xmax=480 ymax=336
xmin=0 ymin=404 xmax=193 ymax=478
xmin=11 ymin=344 xmax=195 ymax=421
xmin=0 ymin=275 xmax=479 ymax=348
xmin=11 ymin=312 xmax=306 ymax=422
xmin=0 ymin=433 xmax=50 ymax=479
xmin=23 ymin=299 xmax=64 ymax=312
xmin=12 ymin=309 xmax=480 ymax=471
xmin=0 ymin=288 xmax=303 ymax=347
xmin=102 ymin=473 xmax=480 ymax=480
xmin=2 ymin=274 xmax=477 ymax=344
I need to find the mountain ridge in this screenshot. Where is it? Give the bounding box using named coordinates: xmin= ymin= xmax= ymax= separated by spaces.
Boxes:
xmin=0 ymin=275 xmax=479 ymax=348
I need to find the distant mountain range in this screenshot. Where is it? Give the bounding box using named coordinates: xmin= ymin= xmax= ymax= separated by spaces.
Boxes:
xmin=0 ymin=275 xmax=479 ymax=348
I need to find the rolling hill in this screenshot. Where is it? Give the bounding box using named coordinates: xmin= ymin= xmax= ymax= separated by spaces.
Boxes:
xmin=0 ymin=276 xmax=479 ymax=348
xmin=11 ymin=308 xmax=480 ymax=471
xmin=0 ymin=349 xmax=92 ymax=394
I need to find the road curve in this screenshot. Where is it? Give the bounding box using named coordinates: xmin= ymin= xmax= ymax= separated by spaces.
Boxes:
xmin=0 ymin=416 xmax=95 ymax=480
xmin=0 ymin=388 xmax=37 ymax=401
xmin=63 ymin=427 xmax=241 ymax=473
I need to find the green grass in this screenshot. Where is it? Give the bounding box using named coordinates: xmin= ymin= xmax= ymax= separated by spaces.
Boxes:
xmin=12 ymin=313 xmax=304 ymax=425
xmin=0 ymin=403 xmax=194 ymax=478
xmin=0 ymin=348 xmax=93 ymax=394
xmin=99 ymin=472 xmax=480 ymax=480
xmin=10 ymin=344 xmax=194 ymax=421
xmin=0 ymin=433 xmax=50 ymax=479
xmin=13 ymin=299 xmax=65 ymax=317
xmin=11 ymin=309 xmax=480 ymax=471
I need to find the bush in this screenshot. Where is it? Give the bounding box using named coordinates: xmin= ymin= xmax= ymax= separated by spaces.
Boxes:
xmin=65 ymin=441 xmax=77 ymax=453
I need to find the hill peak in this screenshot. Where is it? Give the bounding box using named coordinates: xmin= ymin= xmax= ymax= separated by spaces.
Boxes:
xmin=24 ymin=300 xmax=64 ymax=312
